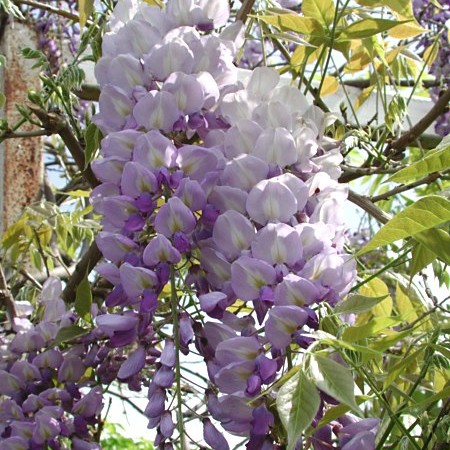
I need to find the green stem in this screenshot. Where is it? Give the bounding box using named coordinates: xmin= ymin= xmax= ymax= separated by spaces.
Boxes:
xmin=351 ymin=247 xmax=410 ymax=292
xmin=354 ymin=367 xmax=422 ymax=450
xmin=170 ymin=266 xmax=186 ymax=450
xmin=375 ymin=334 xmax=438 ymax=450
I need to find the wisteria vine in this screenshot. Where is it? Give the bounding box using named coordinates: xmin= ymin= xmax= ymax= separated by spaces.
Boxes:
xmin=0 ymin=0 xmax=381 ymax=449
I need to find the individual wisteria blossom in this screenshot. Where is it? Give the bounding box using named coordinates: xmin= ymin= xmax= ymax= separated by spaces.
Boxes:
xmin=87 ymin=0 xmax=377 ymax=448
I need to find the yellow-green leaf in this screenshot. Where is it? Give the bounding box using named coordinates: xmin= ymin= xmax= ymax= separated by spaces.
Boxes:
xmin=413 ymin=228 xmax=450 ymax=265
xmin=355 ymin=0 xmax=414 ymax=19
xmin=302 ymin=0 xmax=335 ymax=27
xmin=75 ymin=275 xmax=92 ymax=322
xmin=259 ymin=15 xmax=325 ymax=38
xmin=410 ymin=242 xmax=437 ymax=278
xmin=387 ymin=143 xmax=450 ymax=184
xmin=389 ymin=21 xmax=427 ymax=38
xmin=396 ymin=283 xmax=419 ymax=324
xmin=338 ymin=19 xmax=409 ymax=41
xmin=78 ymin=0 xmax=94 ymax=27
xmin=359 ymin=278 xmax=393 ymax=317
xmin=54 ymin=325 xmax=89 ymax=346
xmin=57 ymin=190 xmax=91 ymax=198
xmin=334 ymin=294 xmax=388 ymax=315
xmin=354 ymin=85 xmax=375 ymax=110
xmin=342 ymin=317 xmax=401 ymax=342
xmin=358 ymin=196 xmax=450 ymax=255
xmin=383 ymin=348 xmax=423 ymax=389
xmin=423 ymin=42 xmax=440 ymax=67
xmin=320 ymin=75 xmax=339 ymax=96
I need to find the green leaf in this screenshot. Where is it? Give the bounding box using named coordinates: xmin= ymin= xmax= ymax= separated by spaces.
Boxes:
xmin=259 ymin=15 xmax=325 ymax=38
xmin=358 ymin=196 xmax=450 ymax=255
xmin=54 ymin=325 xmax=89 ymax=346
xmin=383 ymin=347 xmax=423 ymax=389
xmin=277 ymin=370 xmax=320 ymax=450
xmin=79 ymin=0 xmax=94 ymax=27
xmin=395 ymin=283 xmax=420 ymax=324
xmin=0 ymin=92 xmax=5 ymax=108
xmin=410 ymin=242 xmax=437 ymax=278
xmin=403 ymin=386 xmax=450 ymax=415
xmin=75 ymin=275 xmax=92 ymax=322
xmin=387 ymin=138 xmax=450 ymax=184
xmin=368 ymin=329 xmax=416 ymax=353
xmin=309 ymin=354 xmax=359 ymax=411
xmin=334 ymin=295 xmax=388 ymax=315
xmin=320 ymin=337 xmax=382 ymax=358
xmin=342 ymin=317 xmax=402 ymax=342
xmin=354 ymin=0 xmax=414 ymax=18
xmin=413 ymin=228 xmax=450 ymax=265
xmin=338 ymin=19 xmax=408 ymax=41
xmin=358 ymin=278 xmax=392 ymax=317
xmin=84 ymin=123 xmax=102 ymax=169
xmin=302 ymin=0 xmax=335 ymax=27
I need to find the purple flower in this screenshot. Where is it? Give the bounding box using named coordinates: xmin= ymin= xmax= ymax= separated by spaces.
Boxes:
xmin=265 ymin=306 xmax=309 ymax=350
xmin=203 ymin=418 xmax=230 ymax=450
xmin=133 ymin=90 xmax=181 ymax=131
xmin=144 ymin=38 xmax=194 ymax=81
xmin=143 ymin=234 xmax=181 ymax=267
xmin=212 ymin=210 xmax=255 ymax=261
xmin=176 ymin=145 xmax=219 ymax=181
xmin=246 ymin=177 xmax=298 ymax=225
xmin=0 ymin=371 xmax=24 ymax=396
xmin=119 ymin=263 xmax=159 ymax=300
xmin=160 ymin=411 xmax=175 ymax=438
xmin=32 ymin=414 xmax=61 ymax=444
xmin=155 ymin=197 xmax=196 ymax=237
xmin=58 ymin=356 xmax=85 ymax=383
xmin=72 ymin=387 xmax=103 ymax=417
xmin=93 ymin=85 xmax=134 ymax=134
xmin=0 ymin=437 xmax=29 ymax=450
xmin=117 ymin=346 xmax=146 ymax=380
xmin=220 ymin=155 xmax=269 ymax=192
xmin=251 ymin=223 xmax=302 ymax=267
xmin=230 ymin=256 xmax=276 ymax=301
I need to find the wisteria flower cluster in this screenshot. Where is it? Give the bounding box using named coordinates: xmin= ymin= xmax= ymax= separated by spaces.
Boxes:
xmin=0 ymin=0 xmax=381 ymax=448
xmin=27 ymin=0 xmax=81 ymax=73
xmin=0 ymin=278 xmax=102 ymax=450
xmin=85 ymin=0 xmax=375 ymax=448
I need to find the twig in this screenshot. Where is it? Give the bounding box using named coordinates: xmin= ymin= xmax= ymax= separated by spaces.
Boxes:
xmin=343 ymin=77 xmax=447 ymax=89
xmin=106 ymin=389 xmax=146 ymax=416
xmin=13 ymin=0 xmax=80 ymax=22
xmin=385 ymin=86 xmax=450 ymax=158
xmin=348 ymin=190 xmax=391 ymax=224
xmin=370 ymin=171 xmax=444 ymax=203
xmin=0 ymin=129 xmax=52 ymax=142
xmin=340 ymin=164 xmax=399 ymax=178
xmin=236 ymin=0 xmax=256 ymax=23
xmin=0 ymin=263 xmax=17 ymax=322
xmin=61 ymin=241 xmax=102 ymax=303
xmin=28 ymin=105 xmax=99 ymax=188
